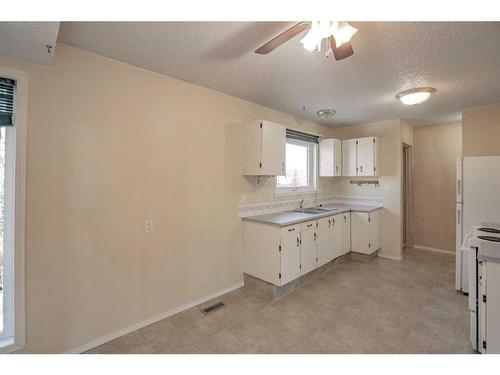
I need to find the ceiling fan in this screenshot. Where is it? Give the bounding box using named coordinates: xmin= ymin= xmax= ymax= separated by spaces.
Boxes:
xmin=255 ymin=21 xmax=358 ymax=61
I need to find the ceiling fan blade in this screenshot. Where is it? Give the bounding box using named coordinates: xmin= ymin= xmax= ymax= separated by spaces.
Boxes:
xmin=255 ymin=22 xmax=310 ymax=54
xmin=331 ymin=37 xmax=354 ymax=61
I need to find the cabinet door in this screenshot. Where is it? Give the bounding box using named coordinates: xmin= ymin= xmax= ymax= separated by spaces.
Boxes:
xmin=280 ymin=234 xmax=301 ymax=285
xmin=261 ymin=121 xmax=286 ymax=176
xmin=319 ymin=138 xmax=342 ymax=177
xmin=300 ymin=229 xmax=317 ymax=275
xmin=317 ymin=217 xmax=333 ymax=267
xmin=357 ymin=137 xmax=376 ymax=176
xmin=333 ymin=139 xmax=342 ymax=176
xmin=342 ymin=212 xmax=351 ymax=254
xmin=342 ymin=139 xmax=357 ymax=176
xmin=369 ymin=210 xmax=380 ymax=251
xmin=331 ymin=214 xmax=343 ymax=259
xmin=319 ymin=139 xmax=334 ymax=177
xmin=351 ymin=212 xmax=370 ymax=254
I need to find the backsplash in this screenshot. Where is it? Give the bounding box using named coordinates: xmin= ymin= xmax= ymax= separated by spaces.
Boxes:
xmin=238 ymin=196 xmax=384 ymax=217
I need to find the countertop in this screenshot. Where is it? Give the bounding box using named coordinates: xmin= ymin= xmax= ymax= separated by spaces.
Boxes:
xmin=242 ymin=203 xmax=383 ymax=227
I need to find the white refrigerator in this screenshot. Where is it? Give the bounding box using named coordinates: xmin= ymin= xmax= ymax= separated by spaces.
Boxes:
xmin=455 ymin=157 xmax=463 ymax=291
xmin=456 ymin=156 xmax=500 ymax=292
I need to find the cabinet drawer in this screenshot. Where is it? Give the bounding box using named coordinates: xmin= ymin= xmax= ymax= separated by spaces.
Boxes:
xmin=281 ymin=224 xmax=300 ymax=237
xmin=300 ymin=220 xmax=317 ymax=232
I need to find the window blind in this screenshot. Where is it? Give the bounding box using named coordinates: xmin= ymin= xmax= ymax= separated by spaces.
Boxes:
xmin=0 ymin=77 xmax=15 ymax=126
xmin=286 ymin=129 xmax=319 ymax=144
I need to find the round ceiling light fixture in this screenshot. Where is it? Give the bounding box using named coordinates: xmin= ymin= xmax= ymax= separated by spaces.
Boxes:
xmin=396 ymin=87 xmax=436 ymax=105
xmin=317 ymin=108 xmax=337 ymax=120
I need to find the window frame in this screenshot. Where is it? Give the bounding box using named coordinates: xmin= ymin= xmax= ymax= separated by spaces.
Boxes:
xmin=0 ymin=66 xmax=27 ymax=353
xmin=275 ymin=138 xmax=318 ymax=196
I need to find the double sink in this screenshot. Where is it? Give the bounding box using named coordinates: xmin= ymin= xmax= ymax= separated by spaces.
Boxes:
xmin=292 ymin=206 xmax=339 ymax=215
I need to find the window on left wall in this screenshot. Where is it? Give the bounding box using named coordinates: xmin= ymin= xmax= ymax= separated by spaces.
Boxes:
xmin=0 ymin=75 xmax=24 ymax=352
xmin=276 ymin=134 xmax=318 ymax=195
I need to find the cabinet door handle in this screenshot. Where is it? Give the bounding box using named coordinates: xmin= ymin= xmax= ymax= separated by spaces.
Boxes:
xmin=328 ymin=219 xmax=331 ymax=228
xmin=307 ymin=223 xmax=313 ymax=228
xmin=335 ymin=166 xmax=338 ymax=173
xmin=343 ymin=216 xmax=346 ymax=223
xmin=332 ymin=218 xmax=335 ymax=226
xmin=288 ymin=228 xmax=295 ymax=232
xmin=297 ymin=237 xmax=300 ymax=247
xmin=360 ymin=165 xmax=363 ymax=173
xmin=314 ymin=232 xmax=316 ymax=241
xmin=282 ymin=161 xmax=285 ymax=171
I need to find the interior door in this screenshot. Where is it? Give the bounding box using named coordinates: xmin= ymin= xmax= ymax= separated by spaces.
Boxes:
xmin=300 ymin=229 xmax=317 ymax=275
xmin=280 ymin=233 xmax=301 ymax=285
xmin=317 ymin=217 xmax=333 ymax=267
xmin=331 ymin=214 xmax=343 ymax=259
xmin=357 ymin=137 xmax=375 ymax=176
xmin=342 ymin=139 xmax=357 ymax=176
xmin=261 ymin=121 xmax=286 ymax=176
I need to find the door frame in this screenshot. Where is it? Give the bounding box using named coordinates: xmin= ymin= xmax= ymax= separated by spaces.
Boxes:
xmin=402 ymin=143 xmax=414 ymax=251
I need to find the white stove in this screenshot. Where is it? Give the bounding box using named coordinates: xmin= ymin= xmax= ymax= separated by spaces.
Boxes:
xmin=468 ymin=226 xmax=500 ymax=353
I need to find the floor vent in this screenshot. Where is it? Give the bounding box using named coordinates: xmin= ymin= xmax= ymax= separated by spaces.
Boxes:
xmin=202 ymin=302 xmax=225 ymax=315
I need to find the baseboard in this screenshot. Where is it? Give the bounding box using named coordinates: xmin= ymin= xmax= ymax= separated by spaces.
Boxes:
xmin=378 ymin=253 xmax=403 ymax=261
xmin=65 ymin=281 xmax=244 ymax=354
xmin=413 ymin=245 xmax=455 ymax=255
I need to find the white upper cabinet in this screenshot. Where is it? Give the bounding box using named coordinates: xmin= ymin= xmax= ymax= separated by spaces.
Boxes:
xmin=342 ymin=139 xmax=358 ymax=177
xmin=342 ymin=136 xmax=379 ymax=177
xmin=319 ymin=138 xmax=342 ymax=177
xmin=357 ymin=137 xmax=378 ymax=176
xmin=243 ymin=120 xmax=286 ymax=176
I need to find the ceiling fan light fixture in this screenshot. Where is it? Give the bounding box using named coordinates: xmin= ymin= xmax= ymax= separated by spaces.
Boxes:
xmin=317 ymin=108 xmax=337 ymax=120
xmin=300 ymin=29 xmax=321 ymax=51
xmin=331 ymin=22 xmax=358 ymax=47
xmin=396 ymin=87 xmax=437 ymax=105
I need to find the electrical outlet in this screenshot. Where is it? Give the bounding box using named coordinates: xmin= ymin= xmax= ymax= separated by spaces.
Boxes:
xmin=145 ymin=220 xmax=154 ymax=233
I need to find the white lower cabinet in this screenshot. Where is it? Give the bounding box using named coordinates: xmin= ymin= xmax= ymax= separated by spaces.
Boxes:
xmin=317 ymin=217 xmax=332 ymax=267
xmin=280 ymin=233 xmax=301 ymax=285
xmin=342 ymin=212 xmax=351 ymax=254
xmin=316 ymin=214 xmax=343 ymax=267
xmin=243 ymin=209 xmax=380 ymax=286
xmin=351 ymin=210 xmax=380 ymax=254
xmin=300 ymin=226 xmax=317 ymax=275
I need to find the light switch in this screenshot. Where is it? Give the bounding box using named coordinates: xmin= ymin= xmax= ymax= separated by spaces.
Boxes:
xmin=145 ymin=220 xmax=154 ymax=233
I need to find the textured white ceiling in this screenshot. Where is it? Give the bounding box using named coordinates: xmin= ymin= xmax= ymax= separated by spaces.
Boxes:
xmin=0 ymin=22 xmax=60 ymax=65
xmin=57 ymin=22 xmax=500 ymax=126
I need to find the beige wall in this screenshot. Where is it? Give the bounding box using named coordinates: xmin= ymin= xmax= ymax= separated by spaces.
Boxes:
xmin=463 ymin=102 xmax=500 ymax=157
xmin=401 ymin=120 xmax=414 ymax=146
xmin=329 ymin=120 xmax=404 ymax=260
xmin=413 ymin=122 xmax=462 ymax=251
xmin=0 ymin=44 xmax=336 ymax=353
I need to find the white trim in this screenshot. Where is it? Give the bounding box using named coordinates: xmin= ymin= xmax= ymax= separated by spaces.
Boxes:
xmin=64 ymin=282 xmax=244 ymax=354
xmin=413 ymin=245 xmax=455 ymax=255
xmin=0 ymin=66 xmax=27 ymax=354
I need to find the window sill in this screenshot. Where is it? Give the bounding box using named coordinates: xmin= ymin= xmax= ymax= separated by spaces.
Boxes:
xmin=0 ymin=337 xmax=23 ymax=353
xmin=274 ymin=188 xmax=317 ymax=198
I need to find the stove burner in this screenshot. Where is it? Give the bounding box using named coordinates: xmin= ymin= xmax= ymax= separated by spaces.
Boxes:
xmin=478 ymin=235 xmax=500 ymax=243
xmin=478 ymin=227 xmax=500 ymax=234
